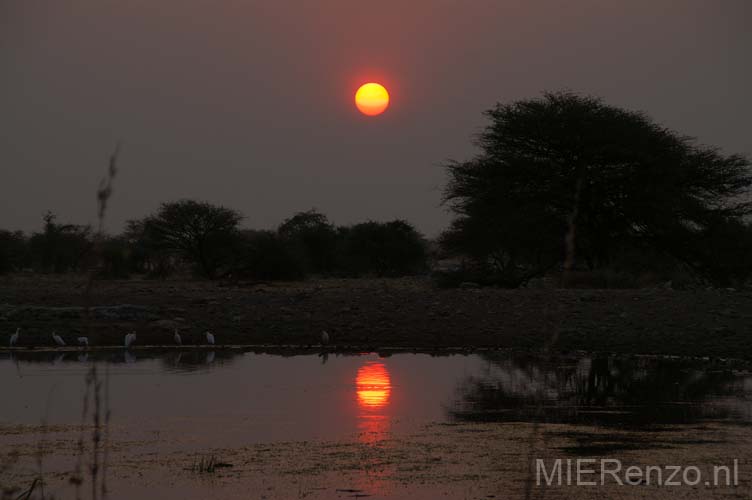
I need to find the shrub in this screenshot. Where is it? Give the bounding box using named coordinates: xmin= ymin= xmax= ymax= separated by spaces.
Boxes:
xmin=0 ymin=230 xmax=27 ymax=275
xmin=234 ymin=230 xmax=305 ymax=281
xmin=28 ymin=212 xmax=92 ymax=273
xmin=338 ymin=220 xmax=428 ymax=276
xmin=142 ymin=200 xmax=243 ymax=279
xmin=278 ymin=210 xmax=338 ymax=274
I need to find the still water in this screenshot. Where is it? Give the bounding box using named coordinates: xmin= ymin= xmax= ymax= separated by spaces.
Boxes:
xmin=3 ymin=351 xmax=751 ymax=441
xmin=2 ymin=351 xmax=484 ymax=448
xmin=2 ymin=350 xmax=752 ymax=499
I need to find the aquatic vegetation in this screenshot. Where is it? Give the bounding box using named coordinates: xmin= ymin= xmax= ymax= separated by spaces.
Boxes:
xmin=190 ymin=455 xmax=233 ymax=475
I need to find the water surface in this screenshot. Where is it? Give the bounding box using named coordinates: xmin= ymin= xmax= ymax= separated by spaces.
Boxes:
xmin=2 ymin=350 xmax=751 ymax=499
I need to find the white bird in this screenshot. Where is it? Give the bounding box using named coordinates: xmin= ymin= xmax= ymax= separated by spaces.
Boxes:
xmin=9 ymin=328 xmax=19 ymax=347
xmin=321 ymin=330 xmax=330 ymax=345
xmin=52 ymin=332 xmax=66 ymax=346
xmin=173 ymin=329 xmax=182 ymax=346
xmin=205 ymin=331 xmax=215 ymax=345
xmin=77 ymin=337 xmax=89 ymax=347
xmin=124 ymin=332 xmax=136 ymax=348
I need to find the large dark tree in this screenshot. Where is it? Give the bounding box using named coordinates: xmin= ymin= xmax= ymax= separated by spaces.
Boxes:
xmin=146 ymin=200 xmax=243 ymax=279
xmin=443 ymin=92 xmax=752 ymax=286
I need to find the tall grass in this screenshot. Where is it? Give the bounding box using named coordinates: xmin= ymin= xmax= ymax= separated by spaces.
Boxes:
xmin=77 ymin=144 xmax=120 ymax=500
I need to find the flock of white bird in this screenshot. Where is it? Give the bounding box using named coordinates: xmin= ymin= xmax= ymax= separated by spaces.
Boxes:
xmin=8 ymin=327 xmax=218 ymax=348
xmin=8 ymin=328 xmax=331 ymax=348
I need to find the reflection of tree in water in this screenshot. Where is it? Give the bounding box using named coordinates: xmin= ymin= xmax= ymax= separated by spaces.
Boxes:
xmin=1 ymin=350 xmax=243 ymax=372
xmin=449 ymin=353 xmax=751 ymax=427
xmin=160 ymin=350 xmax=241 ymax=372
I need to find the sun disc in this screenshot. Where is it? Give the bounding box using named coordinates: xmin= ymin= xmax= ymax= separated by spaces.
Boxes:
xmin=355 ymin=82 xmax=390 ymax=116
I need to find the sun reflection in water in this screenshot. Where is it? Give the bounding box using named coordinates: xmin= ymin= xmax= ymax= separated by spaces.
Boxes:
xmin=357 ymin=361 xmax=391 ymax=409
xmin=356 ymin=360 xmax=392 ymax=445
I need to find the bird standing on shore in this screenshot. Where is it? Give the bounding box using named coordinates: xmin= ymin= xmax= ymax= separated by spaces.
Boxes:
xmin=205 ymin=331 xmax=215 ymax=345
xmin=124 ymin=332 xmax=137 ymax=348
xmin=9 ymin=328 xmax=19 ymax=347
xmin=52 ymin=332 xmax=66 ymax=346
xmin=321 ymin=330 xmax=330 ymax=345
xmin=77 ymin=337 xmax=89 ymax=347
xmin=174 ymin=329 xmax=182 ymax=346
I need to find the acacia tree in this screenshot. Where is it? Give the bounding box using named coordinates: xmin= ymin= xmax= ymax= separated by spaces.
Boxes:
xmin=443 ymin=92 xmax=752 ymax=286
xmin=146 ymin=200 xmax=243 ymax=279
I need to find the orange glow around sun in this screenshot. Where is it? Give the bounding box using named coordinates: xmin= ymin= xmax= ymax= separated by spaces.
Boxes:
xmin=355 ymin=82 xmax=390 ymax=116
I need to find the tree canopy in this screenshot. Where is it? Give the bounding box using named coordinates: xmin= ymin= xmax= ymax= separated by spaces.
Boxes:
xmin=442 ymin=92 xmax=752 ymax=286
xmin=143 ymin=200 xmax=243 ymax=279
xmin=339 ymin=220 xmax=428 ymax=277
xmin=278 ymin=210 xmax=338 ymax=274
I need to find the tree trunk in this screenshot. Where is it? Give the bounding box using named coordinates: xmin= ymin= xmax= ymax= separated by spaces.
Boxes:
xmin=561 ymin=177 xmax=584 ymax=287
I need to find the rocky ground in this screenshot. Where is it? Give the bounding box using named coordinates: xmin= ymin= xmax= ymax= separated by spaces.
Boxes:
xmin=1 ymin=275 xmax=751 ymax=359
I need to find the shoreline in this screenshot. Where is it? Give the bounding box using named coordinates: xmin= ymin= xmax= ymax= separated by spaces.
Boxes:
xmin=2 ymin=345 xmax=752 ymax=368
xmin=2 ymin=276 xmax=751 ymax=359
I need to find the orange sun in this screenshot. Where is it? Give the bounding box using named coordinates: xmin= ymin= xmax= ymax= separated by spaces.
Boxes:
xmin=355 ymin=82 xmax=390 ymax=116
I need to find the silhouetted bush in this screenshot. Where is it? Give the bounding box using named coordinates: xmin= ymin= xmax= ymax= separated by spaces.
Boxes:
xmin=338 ymin=220 xmax=428 ymax=277
xmin=142 ymin=200 xmax=243 ymax=279
xmin=278 ymin=210 xmax=338 ymax=274
xmin=688 ymin=218 xmax=752 ymax=287
xmin=234 ymin=230 xmax=305 ymax=281
xmin=123 ymin=218 xmax=176 ymax=278
xmin=0 ymin=230 xmax=27 ymax=274
xmin=28 ymin=212 xmax=92 ymax=273
xmin=0 ymin=206 xmax=428 ymax=282
xmin=98 ymin=236 xmax=133 ymax=279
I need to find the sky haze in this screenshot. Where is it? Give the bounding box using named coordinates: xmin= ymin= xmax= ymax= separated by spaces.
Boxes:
xmin=2 ymin=0 xmax=750 ymax=236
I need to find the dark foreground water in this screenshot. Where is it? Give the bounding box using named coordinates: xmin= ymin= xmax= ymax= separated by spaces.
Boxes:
xmin=2 ymin=350 xmax=752 ymax=499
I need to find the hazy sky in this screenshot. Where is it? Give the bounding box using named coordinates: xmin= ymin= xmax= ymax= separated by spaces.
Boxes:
xmin=2 ymin=0 xmax=750 ymax=237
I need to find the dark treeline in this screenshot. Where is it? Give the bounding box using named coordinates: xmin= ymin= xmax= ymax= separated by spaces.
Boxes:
xmin=0 ymin=205 xmax=428 ymax=280
xmin=2 ymin=92 xmax=752 ymax=288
